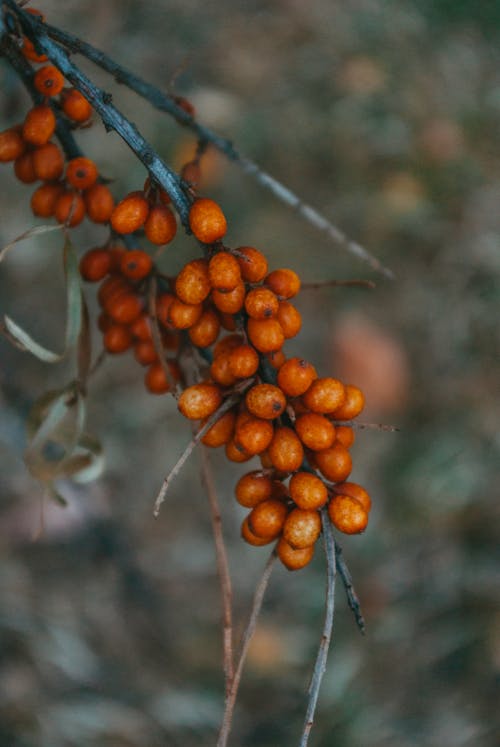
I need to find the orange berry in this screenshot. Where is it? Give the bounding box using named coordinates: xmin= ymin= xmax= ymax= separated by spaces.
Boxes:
xmin=14 ymin=152 xmax=37 ymax=183
xmin=277 ymin=537 xmax=314 ymax=570
xmin=283 ymin=508 xmax=321 ymax=549
xmin=328 ymin=494 xmax=368 ymax=534
xmin=134 ymin=340 xmax=159 ymax=366
xmin=54 ymin=191 xmax=86 ymax=226
xmin=335 ymin=425 xmax=355 ymax=449
xmin=175 ymin=259 xmax=210 ymax=305
xmin=331 ymin=385 xmax=365 ymax=421
xmin=268 ymin=427 xmax=304 ymax=473
xmin=167 ymin=298 xmax=203 ymax=329
xmin=235 ymin=471 xmax=273 ymax=508
xmin=60 ymin=88 xmax=93 ymax=122
xmin=236 ymin=246 xmax=268 ymax=283
xmin=84 ymin=183 xmax=115 ymax=223
xmin=244 ymin=287 xmax=279 ymax=320
xmin=225 ymin=438 xmax=253 ymax=463
xmin=120 ymin=249 xmax=153 ymax=280
xmin=289 ymin=472 xmax=328 ymax=510
xmin=178 ymin=383 xmax=223 ymax=420
xmin=294 ymin=413 xmax=335 ymax=451
xmin=247 ymin=318 xmax=285 ymax=353
xmin=277 ymin=301 xmax=302 ymax=339
xmin=65 ymin=157 xmax=98 ymax=190
xmin=228 ymin=345 xmax=259 ymax=379
xmin=33 ymin=65 xmax=65 ymax=97
xmin=144 ymin=203 xmax=177 ymax=245
xmin=302 ymin=377 xmax=346 ymax=414
xmin=130 ymin=313 xmax=153 ymax=342
xmin=110 ymin=191 xmax=149 ymax=234
xmin=188 ymin=308 xmax=221 ymax=348
xmin=334 ymin=482 xmax=371 ymax=513
xmin=103 ymin=324 xmax=133 ymax=354
xmin=106 ymin=292 xmax=143 ymax=325
xmin=21 ymin=37 xmax=48 ymax=63
xmin=210 ymin=353 xmax=237 ymax=387
xmin=98 ymin=275 xmax=130 ymax=308
xmin=79 ymin=248 xmax=112 ymax=282
xmin=22 ymin=105 xmax=56 ymax=146
xmin=241 ymin=517 xmax=275 ymax=546
xmin=189 ymin=198 xmax=227 ymax=243
xmin=32 ymin=142 xmax=64 ymax=181
xmin=212 ymin=282 xmax=246 ymax=314
xmin=214 ymin=333 xmax=244 ymax=358
xmin=265 ymin=268 xmax=301 ymax=299
xmin=30 ymin=183 xmax=64 ymax=218
xmin=265 ymin=350 xmax=286 ymax=370
xmin=245 ymin=384 xmax=286 ymax=420
xmin=155 ymin=293 xmax=176 ymax=329
xmin=277 ymin=357 xmax=317 ymax=397
xmin=181 ymin=160 xmax=201 ymax=186
xmin=200 ymin=410 xmax=236 ymax=447
xmin=208 ymin=251 xmax=242 ymax=292
xmin=145 ymin=361 xmax=177 ymax=394
xmin=235 ymin=416 xmax=274 ymax=455
xmin=314 ymin=442 xmax=353 ymax=483
xmin=248 ymin=499 xmax=288 ymax=539
xmin=0 ymin=128 xmax=25 ymax=162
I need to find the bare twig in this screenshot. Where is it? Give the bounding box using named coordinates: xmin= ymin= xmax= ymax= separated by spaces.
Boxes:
xmin=301 ymin=278 xmax=376 ymax=290
xmin=24 ymin=11 xmax=393 ymax=277
xmin=218 ymin=549 xmax=277 ymax=747
xmin=334 ymin=543 xmax=365 ymax=634
xmin=153 ymin=380 xmax=253 ymax=517
xmin=348 ymin=421 xmax=400 ymax=432
xmin=199 ymin=447 xmax=234 ymax=695
xmin=299 ymin=509 xmax=336 ymax=747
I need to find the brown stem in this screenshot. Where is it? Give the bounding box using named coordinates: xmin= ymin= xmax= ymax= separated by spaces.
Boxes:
xmin=301 ymin=278 xmax=376 ymax=290
xmin=217 ymin=549 xmax=277 ymax=747
xmin=200 ymin=447 xmax=234 ymax=695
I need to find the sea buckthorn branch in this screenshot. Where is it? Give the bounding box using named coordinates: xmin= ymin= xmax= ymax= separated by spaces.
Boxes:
xmin=299 ymin=508 xmax=337 ymax=747
xmin=4 ymin=0 xmax=191 ymax=223
xmin=334 ymin=542 xmax=365 ymax=633
xmin=13 ymin=3 xmax=394 ymax=278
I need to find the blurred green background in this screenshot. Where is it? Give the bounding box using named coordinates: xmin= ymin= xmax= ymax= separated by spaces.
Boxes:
xmin=1 ymin=1 xmax=499 ymax=745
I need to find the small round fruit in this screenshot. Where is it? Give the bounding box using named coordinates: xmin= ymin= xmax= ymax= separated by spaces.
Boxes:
xmin=265 ymin=268 xmax=301 ymax=299
xmin=245 ymin=384 xmax=286 ymax=420
xmin=268 ymin=427 xmax=304 ymax=473
xmin=145 ymin=361 xmax=176 ymax=394
xmin=144 ymin=203 xmax=177 ymax=245
xmin=225 ymin=438 xmax=253 ymax=463
xmin=277 ymin=301 xmax=302 ymax=339
xmin=244 ymin=287 xmax=279 ymax=319
xmin=236 ymin=246 xmax=268 ymax=282
xmin=30 ymin=183 xmax=64 ymax=218
xmin=79 ymin=248 xmax=112 ymax=282
xmin=134 ymin=340 xmax=159 ymax=366
xmin=14 ymin=152 xmax=37 ymax=183
xmin=210 ymin=353 xmax=237 ymax=387
xmin=60 ymin=88 xmax=92 ymax=122
xmin=208 ymin=251 xmax=241 ymax=292
xmin=334 ymin=482 xmax=371 ymax=513
xmin=110 ymin=191 xmax=149 ymax=234
xmin=189 ymin=198 xmax=227 ymax=243
xmin=283 ymin=508 xmax=321 ymax=549
xmin=277 ymin=538 xmax=314 ymax=570
xmin=247 ymin=318 xmax=285 ymax=353
xmin=106 ymin=292 xmax=143 ymax=325
xmin=66 ymin=157 xmax=98 ymax=190
xmin=103 ymin=324 xmax=132 ymax=354
xmin=241 ymin=517 xmax=275 ymax=546
xmin=54 ymin=191 xmax=86 ymax=226
xmin=235 ymin=471 xmax=273 ymax=508
xmin=331 ymin=385 xmax=365 ymax=421
xmin=178 ymin=383 xmax=222 ymax=420
xmin=294 ymin=413 xmax=335 ymax=451
xmin=33 ymin=65 xmax=65 ymax=97
xmin=302 ymin=377 xmax=346 ymax=414
xmin=167 ymin=299 xmax=203 ymax=330
xmin=228 ymin=345 xmax=259 ymax=379
xmin=248 ymin=499 xmax=288 ymax=539
xmin=120 ymin=250 xmax=153 ymax=280
xmin=277 ymin=357 xmax=317 ymax=397
xmin=289 ymin=472 xmax=328 ymax=510
xmin=22 ymin=105 xmax=56 ymax=146
xmin=335 ymin=425 xmax=355 ymax=449
xmin=0 ymin=128 xmax=25 ymax=162
xmin=188 ymin=308 xmax=220 ymax=348
xmin=32 ymin=142 xmax=64 ymax=181
xmin=84 ymin=183 xmax=115 ymax=223
xmin=175 ymin=259 xmax=210 ymax=305
xmin=234 ymin=416 xmax=274 ymax=455
xmin=314 ymin=442 xmax=352 ymax=483
xmin=200 ymin=410 xmax=236 ymax=447
xmin=328 ymin=494 xmax=368 ymax=534
xmin=211 ymin=282 xmax=246 ymax=314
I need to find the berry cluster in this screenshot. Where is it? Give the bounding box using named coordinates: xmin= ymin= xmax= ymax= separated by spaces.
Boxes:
xmin=0 ymin=7 xmax=372 ymax=571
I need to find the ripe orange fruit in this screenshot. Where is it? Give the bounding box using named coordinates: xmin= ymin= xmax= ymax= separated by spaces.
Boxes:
xmin=120 ymin=250 xmax=153 ymax=280
xmin=268 ymin=427 xmax=304 ymax=473
xmin=30 ymin=183 xmax=64 ymax=218
xmin=248 ymin=499 xmax=288 ymax=539
xmin=277 ymin=537 xmax=314 ymax=570
xmin=314 ymin=442 xmax=353 ymax=483
xmin=302 ymin=377 xmax=346 ymax=414
xmin=79 ymin=248 xmax=112 ymax=282
xmin=66 ymin=157 xmax=99 ymax=190
xmin=188 ymin=308 xmax=221 ymax=348
xmin=32 ymin=142 xmax=64 ymax=181
xmin=175 ymin=259 xmax=211 ymax=305
xmin=144 ymin=203 xmax=177 ymax=245
xmin=83 ymin=183 xmax=115 ymax=223
xmin=247 ymin=318 xmax=285 ymax=353
xmin=211 ymin=282 xmax=246 ymax=314
xmin=178 ymin=383 xmax=223 ymax=420
xmin=265 ymin=268 xmax=301 ymax=299
xmin=33 ymin=65 xmax=65 ymax=97
xmin=60 ymin=88 xmax=93 ymax=122
xmin=189 ymin=198 xmax=227 ymax=243
xmin=110 ymin=191 xmax=149 ymax=234
xmin=331 ymin=384 xmax=365 ymax=420
xmin=294 ymin=412 xmax=335 ymax=451
xmin=103 ymin=324 xmax=133 ymax=354
xmin=244 ymin=287 xmax=279 ymax=319
xmin=14 ymin=152 xmax=37 ymax=183
xmin=245 ymin=384 xmax=286 ymax=420
xmin=241 ymin=517 xmax=275 ymax=546
xmin=235 ymin=246 xmax=268 ymax=282
xmin=328 ymin=494 xmax=368 ymax=534
xmin=277 ymin=357 xmax=317 ymax=397
xmin=54 ymin=191 xmax=86 ymax=226
xmin=22 ymin=105 xmax=56 ymax=146
xmin=276 ymin=301 xmax=302 ymax=339
xmin=0 ymin=128 xmax=25 ymax=162
xmin=200 ymin=410 xmax=236 ymax=447
xmin=289 ymin=472 xmax=328 ymax=510
xmin=235 ymin=471 xmax=273 ymax=508
xmin=334 ymin=482 xmax=371 ymax=513
xmin=208 ymin=251 xmax=241 ymax=292
xmin=283 ymin=508 xmax=321 ymax=549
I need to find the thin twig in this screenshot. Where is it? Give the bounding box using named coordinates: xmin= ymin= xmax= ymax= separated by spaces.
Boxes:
xmin=301 ymin=278 xmax=376 ymax=290
xmin=349 ymin=421 xmax=400 ymax=432
xmin=153 ymin=380 xmax=253 ymax=517
xmin=334 ymin=543 xmax=365 ymax=634
xmin=199 ymin=446 xmax=234 ymax=696
xmin=30 ymin=12 xmax=393 ymax=277
xmin=217 ymin=549 xmax=277 ymax=747
xmin=299 ymin=509 xmax=336 ymax=747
